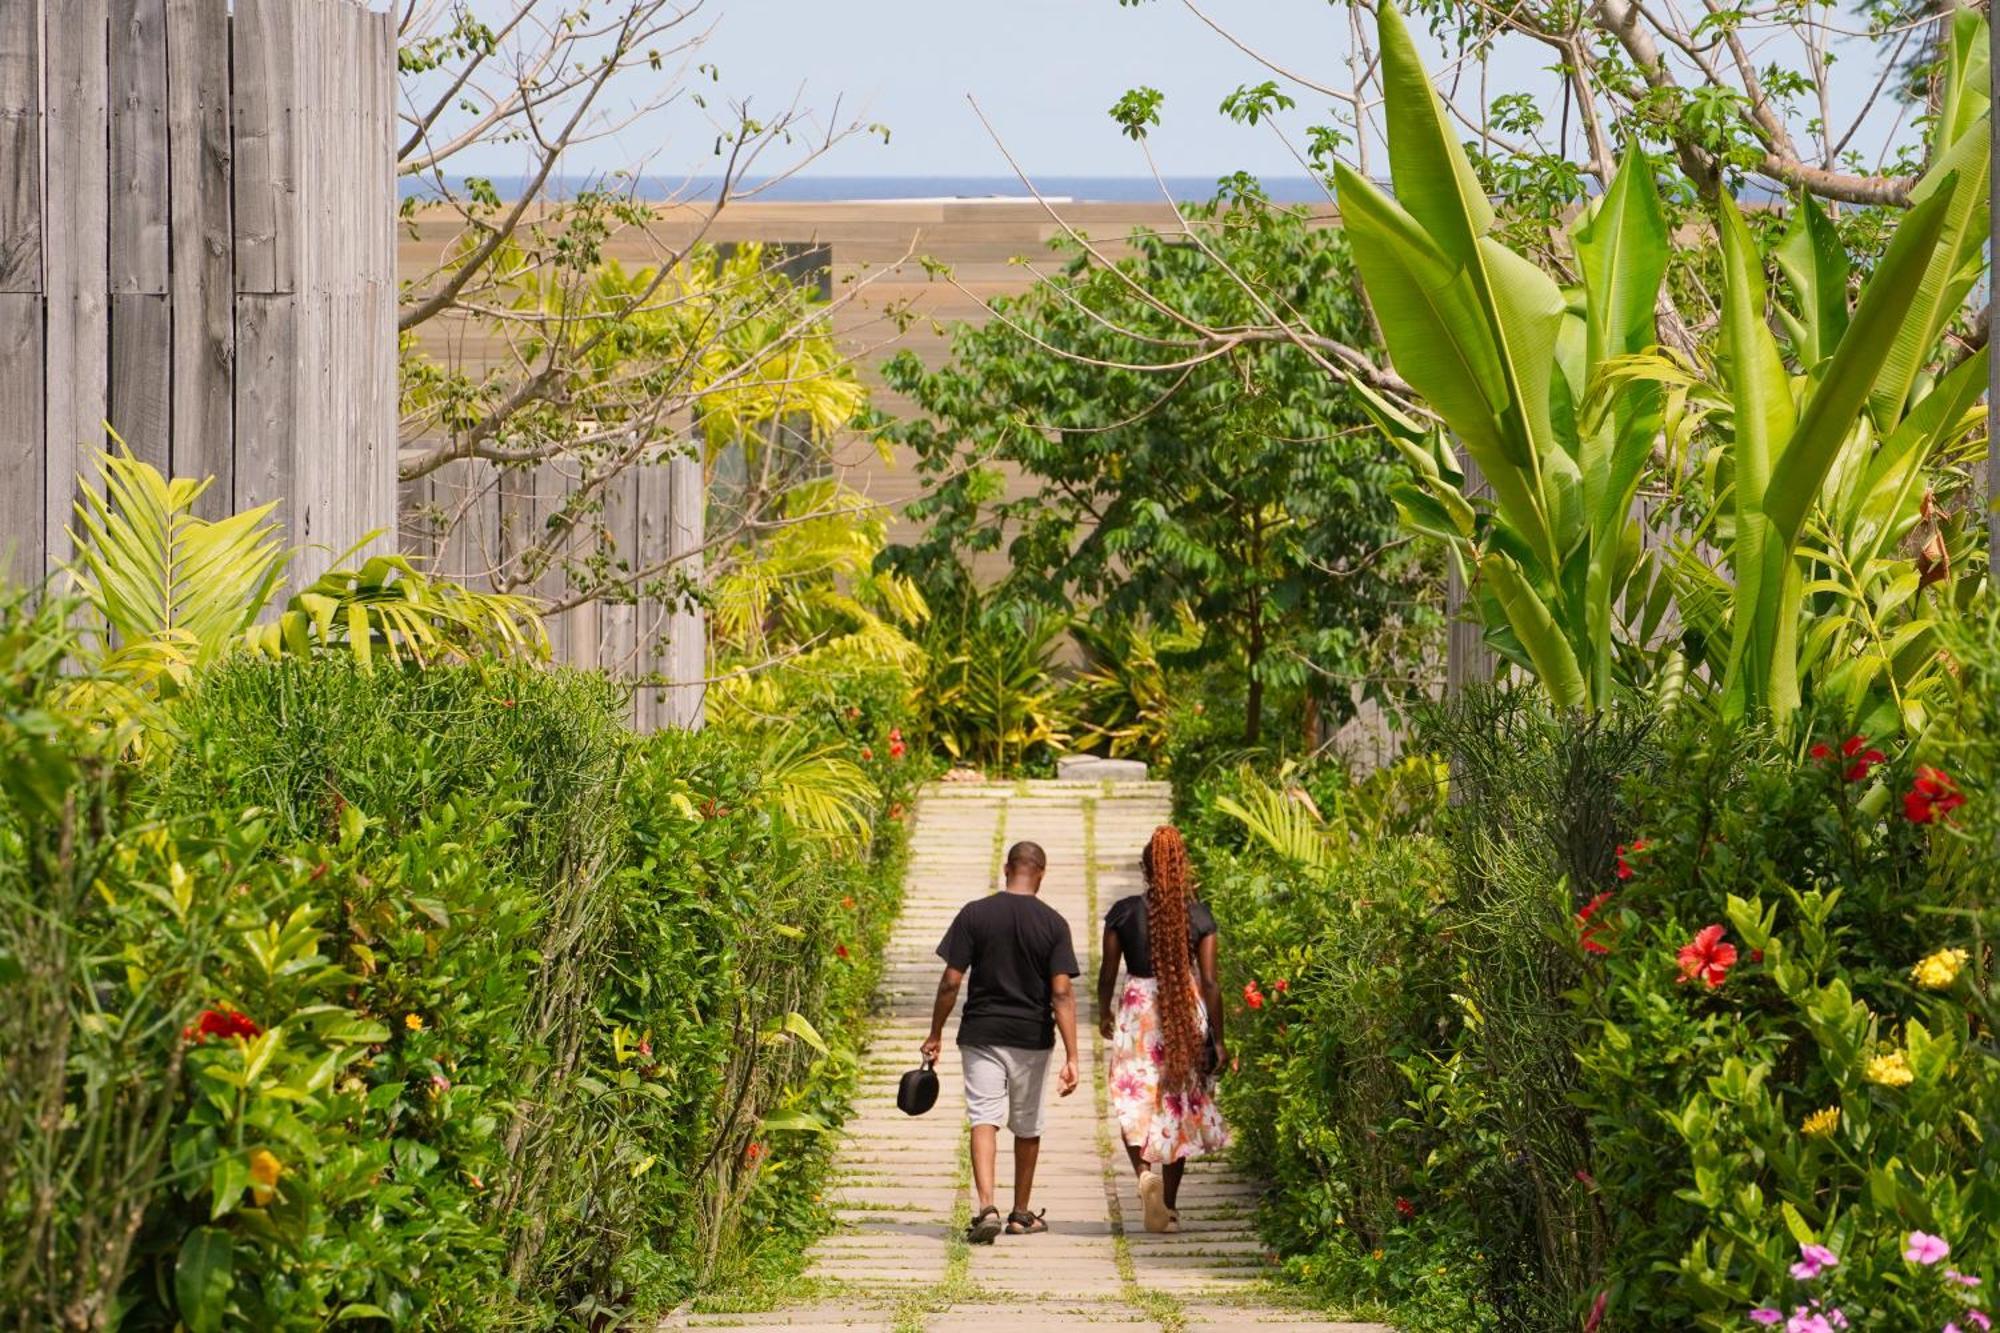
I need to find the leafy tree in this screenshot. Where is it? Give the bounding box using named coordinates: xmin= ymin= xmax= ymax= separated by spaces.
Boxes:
xmin=877 ymin=193 xmax=1427 ymax=744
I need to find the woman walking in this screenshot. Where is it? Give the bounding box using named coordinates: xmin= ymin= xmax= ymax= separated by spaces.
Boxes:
xmin=1097 ymin=825 xmax=1229 ymax=1233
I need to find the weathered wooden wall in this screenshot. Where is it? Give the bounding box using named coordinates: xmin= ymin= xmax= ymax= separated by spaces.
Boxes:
xmin=0 ymin=0 xmax=396 ymax=584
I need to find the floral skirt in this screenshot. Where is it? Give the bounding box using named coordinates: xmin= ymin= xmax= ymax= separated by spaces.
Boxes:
xmin=1109 ymin=976 xmax=1230 ymax=1164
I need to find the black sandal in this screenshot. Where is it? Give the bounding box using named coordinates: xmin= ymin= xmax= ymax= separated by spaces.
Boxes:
xmin=965 ymin=1205 xmax=1003 ymax=1244
xmin=1005 ymin=1208 xmax=1048 ymax=1235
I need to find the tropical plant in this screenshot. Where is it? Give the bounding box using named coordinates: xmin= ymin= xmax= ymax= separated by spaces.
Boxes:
xmin=921 ymin=600 xmax=1073 ymax=773
xmin=1341 ymin=3 xmax=1989 ymax=738
xmin=1065 ymin=613 xmax=1202 ymax=765
xmin=879 ymin=190 xmax=1426 ymax=742
xmin=63 ymin=448 xmax=545 ymax=706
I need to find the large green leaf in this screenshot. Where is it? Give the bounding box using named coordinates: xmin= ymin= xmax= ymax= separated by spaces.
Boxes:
xmin=1375 ymin=0 xmax=1493 ymax=269
xmin=1479 ymin=552 xmax=1587 ymax=709
xmin=174 ymin=1227 xmax=235 ymax=1333
xmin=1868 ymin=124 xmax=1987 ymax=427
xmin=1773 ymin=195 xmax=1849 ymax=371
xmin=1572 ymin=151 xmax=1668 ymax=373
xmin=1766 ymin=175 xmax=1958 ymax=547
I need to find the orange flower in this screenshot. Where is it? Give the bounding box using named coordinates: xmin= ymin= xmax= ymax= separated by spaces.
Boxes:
xmin=249 ymin=1149 xmax=283 ymax=1206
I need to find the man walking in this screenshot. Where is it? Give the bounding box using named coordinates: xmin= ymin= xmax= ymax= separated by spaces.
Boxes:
xmin=920 ymin=840 xmax=1081 ymax=1244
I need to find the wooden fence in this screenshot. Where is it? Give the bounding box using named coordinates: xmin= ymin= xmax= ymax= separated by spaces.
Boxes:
xmin=0 ymin=0 xmax=397 ymax=584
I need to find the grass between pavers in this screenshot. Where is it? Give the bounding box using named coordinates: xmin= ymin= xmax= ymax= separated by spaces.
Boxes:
xmin=888 ymin=1136 xmax=983 ymax=1333
xmin=1085 ymin=800 xmax=1191 ymax=1333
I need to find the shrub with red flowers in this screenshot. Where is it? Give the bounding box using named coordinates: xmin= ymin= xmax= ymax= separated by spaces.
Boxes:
xmin=182 ymin=1008 xmax=262 ymax=1043
xmin=1673 ymin=924 xmax=1738 ymax=988
xmin=1903 ymin=766 xmax=1965 ymax=824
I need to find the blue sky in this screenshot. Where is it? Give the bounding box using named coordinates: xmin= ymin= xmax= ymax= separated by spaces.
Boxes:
xmin=440 ymin=1 xmax=1914 ymax=186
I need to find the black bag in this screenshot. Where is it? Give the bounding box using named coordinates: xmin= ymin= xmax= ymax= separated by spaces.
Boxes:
xmin=896 ymin=1057 xmax=939 ymax=1116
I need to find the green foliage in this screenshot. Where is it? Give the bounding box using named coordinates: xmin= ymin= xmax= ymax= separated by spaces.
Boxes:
xmin=0 ymin=624 xmax=907 ymax=1329
xmin=919 ymin=597 xmax=1073 ymax=773
xmin=1348 ymin=3 xmax=1991 ymax=738
xmin=63 ymin=448 xmax=546 ymax=718
xmin=878 ymin=191 xmax=1427 ymax=743
xmin=1185 ymin=679 xmax=1997 ymax=1332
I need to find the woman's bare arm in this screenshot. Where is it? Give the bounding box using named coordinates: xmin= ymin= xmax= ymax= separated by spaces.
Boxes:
xmin=1197 ymin=932 xmax=1226 ymax=1068
xmin=1097 ymin=927 xmax=1123 ymax=1038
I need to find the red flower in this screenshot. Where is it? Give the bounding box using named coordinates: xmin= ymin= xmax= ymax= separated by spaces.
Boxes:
xmin=1576 ymin=891 xmax=1615 ymax=955
xmin=860 ymin=747 xmax=873 ymax=761
xmin=1271 ymin=979 xmax=1289 ymax=995
xmin=1615 ymin=840 xmax=1647 ymax=881
xmin=1395 ymin=1196 xmax=1416 ymax=1218
xmin=1904 ymin=766 xmax=1965 ymax=824
xmin=889 ymin=740 xmax=907 ymax=760
xmin=888 ymin=727 xmax=903 ymax=742
xmin=1675 ymin=925 xmax=1738 ymax=989
xmin=1840 ymin=736 xmax=1885 ymax=782
xmin=183 ymin=1008 xmax=261 ymax=1043
xmin=840 ymin=895 xmax=857 ymax=910
xmin=1584 ymin=1289 xmax=1608 ymax=1333
xmin=1748 ymin=949 xmax=1764 ymax=964
xmin=1809 ymin=742 xmax=1833 ymax=762
xmin=1242 ymin=982 xmax=1265 ymax=1010
xmin=744 ymin=1141 xmax=764 ymax=1162
xmin=835 ymin=944 xmax=850 ymax=960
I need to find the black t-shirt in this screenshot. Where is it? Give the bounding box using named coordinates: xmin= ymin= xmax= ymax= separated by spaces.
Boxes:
xmin=1105 ymin=894 xmax=1217 ymax=978
xmin=936 ymin=892 xmax=1080 ymax=1050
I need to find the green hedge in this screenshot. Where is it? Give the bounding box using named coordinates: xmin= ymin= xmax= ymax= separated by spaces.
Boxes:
xmin=1193 ymin=686 xmax=1999 ymax=1333
xmin=0 ymin=630 xmax=907 ymax=1330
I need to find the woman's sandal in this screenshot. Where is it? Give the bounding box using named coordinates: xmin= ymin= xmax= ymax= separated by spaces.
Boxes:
xmin=1137 ymin=1169 xmax=1172 ymax=1233
xmin=1004 ymin=1208 xmax=1048 ymax=1235
xmin=965 ymin=1205 xmax=1003 ymax=1245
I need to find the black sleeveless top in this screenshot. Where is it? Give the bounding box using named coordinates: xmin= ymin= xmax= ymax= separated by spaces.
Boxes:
xmin=1104 ymin=894 xmax=1217 ymax=978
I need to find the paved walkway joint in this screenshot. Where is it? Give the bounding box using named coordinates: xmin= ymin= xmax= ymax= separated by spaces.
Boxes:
xmin=668 ymin=779 xmax=1388 ymax=1332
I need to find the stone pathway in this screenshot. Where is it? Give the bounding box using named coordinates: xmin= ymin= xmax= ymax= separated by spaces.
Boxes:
xmin=669 ymin=779 xmax=1388 ymax=1332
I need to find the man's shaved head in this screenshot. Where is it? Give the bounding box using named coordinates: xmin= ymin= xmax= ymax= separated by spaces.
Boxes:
xmin=1004 ymin=841 xmax=1047 ymax=876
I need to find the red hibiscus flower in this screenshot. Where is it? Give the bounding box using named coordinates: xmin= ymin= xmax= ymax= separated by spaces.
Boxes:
xmin=1840 ymin=735 xmax=1885 ymax=782
xmin=1809 ymin=741 xmax=1833 ymax=761
xmin=1675 ymin=925 xmax=1738 ymax=988
xmin=183 ymin=1008 xmax=261 ymax=1043
xmin=1271 ymin=978 xmax=1289 ymax=995
xmin=1576 ymin=891 xmax=1615 ymax=955
xmin=1395 ymin=1196 xmax=1416 ymax=1218
xmin=1243 ymin=981 xmax=1265 ymax=1010
xmin=835 ymin=944 xmax=850 ymax=960
xmin=1615 ymin=840 xmax=1647 ymax=881
xmin=743 ymin=1141 xmax=764 ymax=1162
xmin=889 ymin=740 xmax=906 ymax=759
xmin=1904 ymin=766 xmax=1965 ymax=824
xmin=859 ymin=747 xmax=873 ymax=761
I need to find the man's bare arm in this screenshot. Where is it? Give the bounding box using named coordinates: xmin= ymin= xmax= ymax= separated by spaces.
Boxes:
xmin=921 ymin=966 xmax=964 ymax=1062
xmin=1051 ymin=974 xmax=1080 ymax=1096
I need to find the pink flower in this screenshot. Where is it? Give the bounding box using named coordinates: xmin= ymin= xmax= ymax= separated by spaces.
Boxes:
xmin=1905 ymin=1231 xmax=1951 ymax=1266
xmin=1676 ymin=925 xmax=1739 ymax=988
xmin=1790 ymin=1242 xmax=1838 ymax=1280
xmin=1749 ymin=1312 xmax=1783 ymax=1326
xmin=1787 ymin=1310 xmax=1833 ymax=1333
xmin=1967 ymin=1311 xmax=1991 ymax=1331
xmin=1946 ymin=1271 xmax=1983 ymax=1289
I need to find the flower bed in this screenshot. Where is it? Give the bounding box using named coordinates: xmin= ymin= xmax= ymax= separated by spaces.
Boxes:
xmin=0 ymin=623 xmax=914 ymax=1330
xmin=1186 ymin=682 xmax=1998 ymax=1332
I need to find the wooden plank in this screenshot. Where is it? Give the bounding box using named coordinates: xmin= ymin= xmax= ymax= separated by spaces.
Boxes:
xmin=633 ymin=458 xmax=672 ymax=732
xmin=0 ymin=295 xmax=42 ymax=580
xmin=166 ymin=0 xmax=234 ymax=510
xmin=662 ymin=451 xmax=706 ymax=729
xmin=0 ymin=1 xmax=40 ymax=292
xmin=232 ymin=292 xmax=296 ymax=517
xmin=109 ymin=0 xmax=168 ymax=295
xmin=108 ymin=293 xmax=171 ymax=467
xmin=230 ymin=0 xmax=295 ymax=293
xmin=43 ymin=0 xmax=111 ymax=568
xmin=598 ymin=464 xmax=639 ymax=694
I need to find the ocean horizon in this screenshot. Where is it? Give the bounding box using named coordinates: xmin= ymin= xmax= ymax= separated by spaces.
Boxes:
xmin=401 ymin=174 xmax=1336 ymax=205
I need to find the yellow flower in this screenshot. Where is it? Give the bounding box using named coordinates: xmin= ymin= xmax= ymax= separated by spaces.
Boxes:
xmin=248 ymin=1149 xmax=283 ymax=1206
xmin=404 ymin=1013 xmax=424 ymax=1032
xmin=1371 ymin=1249 xmax=1385 ymax=1262
xmin=1910 ymin=947 xmax=1969 ymax=990
xmin=1865 ymin=1050 xmax=1914 ymax=1087
xmin=1800 ymin=1105 xmax=1840 ymax=1138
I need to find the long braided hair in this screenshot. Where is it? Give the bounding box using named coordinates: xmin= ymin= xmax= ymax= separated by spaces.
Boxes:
xmin=1142 ymin=825 xmax=1203 ymax=1095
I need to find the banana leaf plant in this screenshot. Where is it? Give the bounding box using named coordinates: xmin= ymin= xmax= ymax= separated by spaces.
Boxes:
xmin=1345 ymin=3 xmax=1989 ymax=738
xmin=1337 ymin=1 xmax=1669 ymax=712
xmin=1655 ymin=7 xmax=1989 ymax=738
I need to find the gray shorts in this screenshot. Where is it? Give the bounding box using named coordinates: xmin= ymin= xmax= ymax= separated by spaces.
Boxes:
xmin=961 ymin=1044 xmax=1053 ymax=1138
